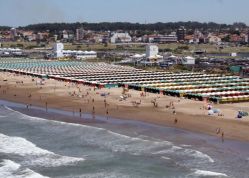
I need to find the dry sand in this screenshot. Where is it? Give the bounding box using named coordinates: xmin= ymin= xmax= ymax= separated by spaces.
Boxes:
xmin=0 ymin=72 xmax=249 ymax=142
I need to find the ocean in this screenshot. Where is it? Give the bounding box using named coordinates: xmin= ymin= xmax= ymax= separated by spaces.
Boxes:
xmin=0 ymin=102 xmax=249 ymax=178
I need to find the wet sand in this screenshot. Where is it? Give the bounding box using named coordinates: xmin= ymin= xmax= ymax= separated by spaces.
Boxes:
xmin=0 ymin=72 xmax=249 ymax=142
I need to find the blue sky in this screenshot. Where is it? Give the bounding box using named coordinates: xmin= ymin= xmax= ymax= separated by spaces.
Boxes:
xmin=0 ymin=0 xmax=248 ymax=26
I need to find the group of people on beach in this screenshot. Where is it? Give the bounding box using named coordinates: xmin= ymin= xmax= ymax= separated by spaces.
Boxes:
xmin=1 ymin=74 xmax=230 ymax=143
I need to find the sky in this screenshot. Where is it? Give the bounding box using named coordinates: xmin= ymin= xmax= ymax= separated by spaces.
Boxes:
xmin=0 ymin=0 xmax=248 ymax=27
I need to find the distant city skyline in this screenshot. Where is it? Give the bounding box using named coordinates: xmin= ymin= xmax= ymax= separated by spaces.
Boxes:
xmin=0 ymin=0 xmax=248 ymax=27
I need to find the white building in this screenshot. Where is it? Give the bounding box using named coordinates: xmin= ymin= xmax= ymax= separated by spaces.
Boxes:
xmin=62 ymin=30 xmax=69 ymax=39
xmin=63 ymin=50 xmax=97 ymax=59
xmin=146 ymin=44 xmax=163 ymax=60
xmin=208 ymin=34 xmax=221 ymax=44
xmin=110 ymin=32 xmax=132 ymax=43
xmin=146 ymin=44 xmax=158 ymax=58
xmin=0 ymin=48 xmax=22 ymax=55
xmin=52 ymin=43 xmax=97 ymax=59
xmin=181 ymin=56 xmax=195 ymax=65
xmin=53 ymin=43 xmax=64 ymax=58
xmin=10 ymin=28 xmax=17 ymax=39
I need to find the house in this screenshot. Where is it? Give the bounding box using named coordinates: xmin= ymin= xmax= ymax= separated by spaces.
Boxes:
xmin=110 ymin=32 xmax=132 ymax=43
xmin=208 ymin=35 xmax=221 ymax=44
xmin=230 ymin=34 xmax=244 ymax=43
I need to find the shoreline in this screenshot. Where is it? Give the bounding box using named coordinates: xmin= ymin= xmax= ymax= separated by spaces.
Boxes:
xmin=0 ymin=72 xmax=249 ymax=142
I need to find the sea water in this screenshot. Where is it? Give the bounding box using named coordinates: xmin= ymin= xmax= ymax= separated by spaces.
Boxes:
xmin=0 ymin=105 xmax=249 ymax=178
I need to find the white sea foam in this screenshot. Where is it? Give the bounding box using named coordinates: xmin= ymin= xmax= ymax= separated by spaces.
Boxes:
xmin=194 ymin=170 xmax=228 ymax=177
xmin=0 ymin=159 xmax=49 ymax=178
xmin=183 ymin=149 xmax=214 ymax=163
xmin=180 ymin=144 xmax=192 ymax=148
xmin=61 ymin=172 xmax=131 ymax=178
xmin=0 ymin=133 xmax=84 ymax=167
xmin=161 ymin=156 xmax=171 ymax=160
xmin=153 ymin=146 xmax=214 ymax=163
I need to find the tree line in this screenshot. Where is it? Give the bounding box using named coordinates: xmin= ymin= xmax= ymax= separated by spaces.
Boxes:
xmin=1 ymin=21 xmax=247 ymax=34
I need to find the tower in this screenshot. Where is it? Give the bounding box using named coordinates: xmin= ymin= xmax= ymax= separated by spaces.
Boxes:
xmin=177 ymin=26 xmax=186 ymax=42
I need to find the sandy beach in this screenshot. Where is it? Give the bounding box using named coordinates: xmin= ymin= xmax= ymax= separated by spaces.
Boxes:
xmin=0 ymin=71 xmax=249 ymax=142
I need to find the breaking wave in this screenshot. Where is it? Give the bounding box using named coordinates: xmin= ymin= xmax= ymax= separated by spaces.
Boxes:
xmin=0 ymin=133 xmax=84 ymax=167
xmin=0 ymin=159 xmax=49 ymax=178
xmin=193 ymin=169 xmax=228 ymax=177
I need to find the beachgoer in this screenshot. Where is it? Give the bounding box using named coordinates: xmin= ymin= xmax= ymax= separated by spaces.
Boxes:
xmin=106 ymin=109 xmax=109 ymax=120
xmin=45 ymin=102 xmax=48 ymax=112
xmin=174 ymin=117 xmax=178 ymax=124
xmin=216 ymin=128 xmax=221 ymax=134
xmin=221 ymin=132 xmax=224 ymax=143
xmin=92 ymin=106 xmax=95 ymax=114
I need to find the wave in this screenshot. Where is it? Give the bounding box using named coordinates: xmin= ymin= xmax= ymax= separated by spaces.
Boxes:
xmin=152 ymin=146 xmax=214 ymax=163
xmin=193 ymin=169 xmax=228 ymax=177
xmin=2 ymin=106 xmax=214 ymax=167
xmin=61 ymin=172 xmax=131 ymax=178
xmin=161 ymin=156 xmax=171 ymax=160
xmin=0 ymin=133 xmax=84 ymax=167
xmin=0 ymin=159 xmax=49 ymax=178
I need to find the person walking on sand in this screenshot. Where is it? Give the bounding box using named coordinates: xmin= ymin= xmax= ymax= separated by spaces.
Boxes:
xmin=221 ymin=132 xmax=224 ymax=143
xmin=45 ymin=102 xmax=48 ymax=112
xmin=106 ymin=109 xmax=109 ymax=120
xmin=92 ymin=106 xmax=95 ymax=119
xmin=174 ymin=117 xmax=178 ymax=124
xmin=216 ymin=128 xmax=221 ymax=134
xmin=104 ymin=99 xmax=107 ymax=108
xmin=79 ymin=108 xmax=82 ymax=118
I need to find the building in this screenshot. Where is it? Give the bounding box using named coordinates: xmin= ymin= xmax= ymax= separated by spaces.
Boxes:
xmin=0 ymin=48 xmax=23 ymax=56
xmin=208 ymin=35 xmax=221 ymax=44
xmin=146 ymin=44 xmax=163 ymax=61
xmin=76 ymin=28 xmax=84 ymax=41
xmin=62 ymin=30 xmax=69 ymax=39
xmin=181 ymin=56 xmax=195 ymax=65
xmin=10 ymin=28 xmax=17 ymax=40
xmin=63 ymin=50 xmax=97 ymax=59
xmin=146 ymin=44 xmax=158 ymax=58
xmin=247 ymin=32 xmax=249 ymax=44
xmin=52 ymin=42 xmax=97 ymax=59
xmin=53 ymin=43 xmax=64 ymax=58
xmin=153 ymin=34 xmax=178 ymax=43
xmin=110 ymin=32 xmax=132 ymax=43
xmin=193 ymin=29 xmax=204 ymax=44
xmin=177 ymin=26 xmax=186 ymax=42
